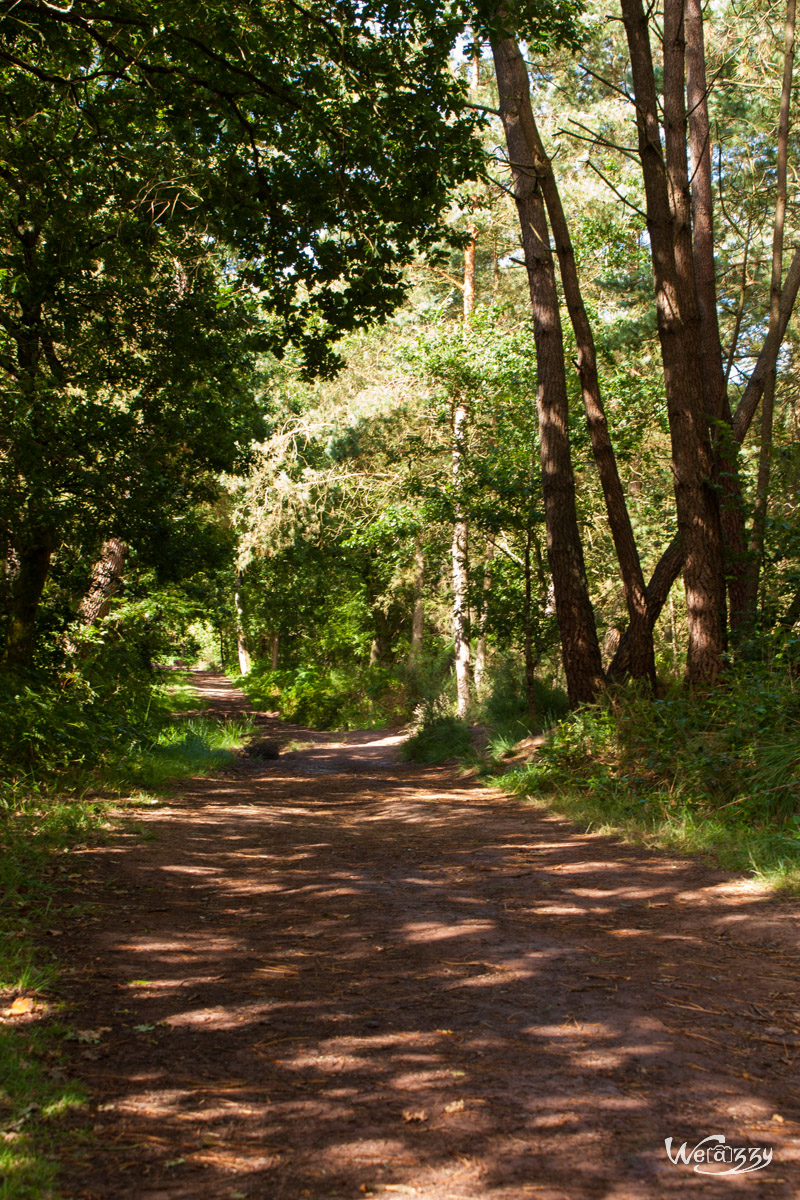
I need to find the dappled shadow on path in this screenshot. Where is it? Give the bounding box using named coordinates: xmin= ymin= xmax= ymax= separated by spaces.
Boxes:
xmin=55 ymin=675 xmax=800 ymax=1199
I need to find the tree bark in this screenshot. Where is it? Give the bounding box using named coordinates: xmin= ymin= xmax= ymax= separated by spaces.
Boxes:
xmin=501 ymin=36 xmax=655 ymax=687
xmin=234 ymin=572 xmax=251 ymax=675
xmin=608 ymin=249 xmax=800 ymax=675
xmin=452 ymin=408 xmax=472 ymax=717
xmin=452 ymin=215 xmax=477 ymax=718
xmin=491 ymin=27 xmax=605 ymax=705
xmin=621 ymin=0 xmax=726 ymax=682
xmin=4 ymin=531 xmax=54 ymax=670
xmin=79 ymin=537 xmax=128 ymax=625
xmin=740 ymin=0 xmax=796 ymax=623
xmin=452 ymin=480 xmax=471 ymax=717
xmin=523 ymin=530 xmax=538 ymax=728
xmin=684 ymin=0 xmax=750 ymax=633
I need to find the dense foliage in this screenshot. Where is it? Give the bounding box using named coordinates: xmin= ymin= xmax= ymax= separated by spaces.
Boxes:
xmin=2 ymin=0 xmax=800 ymax=886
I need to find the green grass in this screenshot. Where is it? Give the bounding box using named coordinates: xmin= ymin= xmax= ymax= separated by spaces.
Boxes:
xmin=0 ymin=1024 xmax=87 ymax=1200
xmin=153 ymin=670 xmax=205 ymax=715
xmin=401 ymin=711 xmax=474 ymax=764
xmin=115 ymin=714 xmax=256 ymax=793
xmin=499 ymin=669 xmax=800 ymax=893
xmin=0 ymin=790 xmax=104 ymax=1198
xmin=0 ymin=674 xmax=255 ymax=1197
xmin=504 ymin=762 xmax=800 ymax=891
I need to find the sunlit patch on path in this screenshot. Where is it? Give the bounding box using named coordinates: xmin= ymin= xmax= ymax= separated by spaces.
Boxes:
xmin=56 ymin=673 xmax=800 ymax=1198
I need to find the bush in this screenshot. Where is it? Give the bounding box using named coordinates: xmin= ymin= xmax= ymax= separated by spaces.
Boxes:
xmin=505 ymin=663 xmax=800 ymax=889
xmin=240 ymin=660 xmax=410 ymax=729
xmin=402 ymin=701 xmax=473 ymax=764
xmin=0 ymin=610 xmax=222 ymax=788
xmin=0 ymin=655 xmax=157 ymax=784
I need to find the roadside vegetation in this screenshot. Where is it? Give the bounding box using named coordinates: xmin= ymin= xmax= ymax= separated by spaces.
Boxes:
xmin=0 ymin=662 xmax=251 ymax=1198
xmin=505 ymin=657 xmax=800 ymax=893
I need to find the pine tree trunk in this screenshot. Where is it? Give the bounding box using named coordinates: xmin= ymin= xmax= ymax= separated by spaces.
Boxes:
xmin=491 ymin=27 xmax=604 ymax=706
xmin=684 ymin=0 xmax=750 ymax=635
xmin=621 ymin=0 xmax=726 ymax=682
xmin=740 ymin=0 xmax=796 ymax=624
xmin=502 ymin=45 xmax=654 ymax=686
xmin=611 ymin=240 xmax=800 ymax=672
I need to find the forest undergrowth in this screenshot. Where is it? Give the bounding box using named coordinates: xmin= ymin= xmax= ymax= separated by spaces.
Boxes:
xmin=240 ymin=643 xmax=800 ymax=892
xmin=2 ymin=647 xmax=800 ymax=1195
xmin=0 ymin=667 xmax=252 ymax=1199
xmin=500 ymin=661 xmax=800 ymax=894
xmin=400 ymin=656 xmax=800 ymax=894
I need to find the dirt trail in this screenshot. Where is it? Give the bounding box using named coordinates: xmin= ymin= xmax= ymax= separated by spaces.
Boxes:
xmin=55 ymin=672 xmax=800 ymax=1199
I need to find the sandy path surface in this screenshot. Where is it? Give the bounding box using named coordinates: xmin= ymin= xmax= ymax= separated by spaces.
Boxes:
xmin=55 ymin=672 xmax=800 ymax=1198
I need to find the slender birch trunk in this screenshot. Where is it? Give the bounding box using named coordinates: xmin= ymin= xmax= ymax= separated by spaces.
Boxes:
xmin=523 ymin=530 xmax=538 ymax=728
xmin=234 ymin=573 xmax=251 ymax=675
xmin=452 ymin=207 xmax=476 ymax=719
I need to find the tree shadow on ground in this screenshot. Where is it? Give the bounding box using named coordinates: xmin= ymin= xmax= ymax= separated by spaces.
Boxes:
xmin=51 ymin=679 xmax=800 ymax=1200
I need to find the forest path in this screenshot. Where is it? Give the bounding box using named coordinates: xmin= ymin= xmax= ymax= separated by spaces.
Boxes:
xmin=57 ymin=671 xmax=800 ymax=1199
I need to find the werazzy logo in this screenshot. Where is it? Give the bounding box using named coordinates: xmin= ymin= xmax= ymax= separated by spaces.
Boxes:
xmin=665 ymin=1135 xmax=773 ymax=1175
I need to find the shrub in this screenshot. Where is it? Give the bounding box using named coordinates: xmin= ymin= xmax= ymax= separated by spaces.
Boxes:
xmin=402 ymin=712 xmax=473 ymax=763
xmin=505 ymin=663 xmax=800 ymax=888
xmin=401 ymin=692 xmax=474 ymax=763
xmin=240 ymin=660 xmax=410 ymax=729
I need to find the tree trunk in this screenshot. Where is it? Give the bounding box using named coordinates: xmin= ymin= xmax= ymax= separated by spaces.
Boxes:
xmin=4 ymin=531 xmax=54 ymax=670
xmin=79 ymin=537 xmax=128 ymax=625
xmin=621 ymin=0 xmax=726 ymax=683
xmin=234 ymin=573 xmax=251 ymax=675
xmin=740 ymin=0 xmax=796 ymax=623
xmin=684 ymin=0 xmax=750 ymax=634
xmin=523 ymin=531 xmax=538 ymax=728
xmin=452 ymin=215 xmax=477 ymax=719
xmin=609 ymin=246 xmax=800 ymax=677
xmin=491 ymin=27 xmax=605 ymax=706
xmin=271 ymin=632 xmax=280 ymax=670
xmin=501 ymin=36 xmax=654 ymax=686
xmin=452 ymin=438 xmax=472 ymax=718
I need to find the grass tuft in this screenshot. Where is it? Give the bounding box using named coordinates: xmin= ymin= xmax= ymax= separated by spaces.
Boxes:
xmin=502 ymin=665 xmax=800 ymax=892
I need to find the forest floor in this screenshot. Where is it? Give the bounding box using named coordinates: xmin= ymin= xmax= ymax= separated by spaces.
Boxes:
xmin=36 ymin=672 xmax=800 ymax=1197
